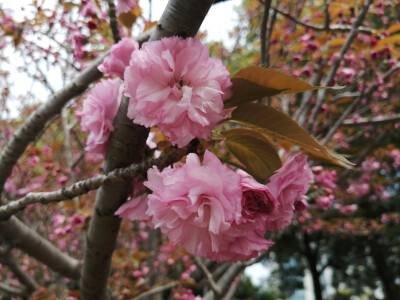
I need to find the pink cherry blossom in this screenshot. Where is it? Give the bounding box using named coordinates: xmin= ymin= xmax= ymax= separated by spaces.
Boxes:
xmin=116 ymin=0 xmax=137 ymax=14
xmin=264 ymin=153 xmax=314 ymax=231
xmin=144 ymin=150 xmax=242 ymax=258
xmin=77 ymin=78 xmax=123 ymax=156
xmin=98 ymin=38 xmax=139 ymax=79
xmin=339 ymin=204 xmax=357 ymax=215
xmin=115 ymin=177 xmax=151 ymax=221
xmin=316 ymin=195 xmax=333 ymax=210
xmin=124 ymin=36 xmax=232 ymax=147
xmin=204 ymin=175 xmax=276 ymax=261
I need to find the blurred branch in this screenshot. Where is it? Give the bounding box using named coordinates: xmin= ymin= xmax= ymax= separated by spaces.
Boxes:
xmin=107 ymin=0 xmax=121 ymax=43
xmin=0 ymin=216 xmax=81 ymax=279
xmin=271 ymin=6 xmax=374 ymax=35
xmin=342 ymin=114 xmax=400 ymax=126
xmin=322 ymin=62 xmax=400 ymax=145
xmin=260 ymin=0 xmax=272 ymax=66
xmin=307 ymin=0 xmax=374 ymax=131
xmin=193 ymin=256 xmax=222 ymax=297
xmin=0 ymin=282 xmax=27 ymax=298
xmin=0 ymin=246 xmax=39 ymax=293
xmin=132 ymin=281 xmax=180 ymax=300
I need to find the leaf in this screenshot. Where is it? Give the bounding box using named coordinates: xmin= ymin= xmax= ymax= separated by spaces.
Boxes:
xmin=328 ymin=38 xmax=346 ymax=48
xmin=118 ymin=6 xmax=141 ymax=28
xmin=374 ymin=34 xmax=400 ymax=51
xmin=228 ymin=103 xmax=354 ymax=168
xmin=144 ymin=21 xmax=158 ymax=32
xmin=224 ymin=66 xmax=328 ymax=108
xmin=221 ymin=128 xmax=282 ymax=180
xmin=387 ymin=24 xmax=400 ymax=35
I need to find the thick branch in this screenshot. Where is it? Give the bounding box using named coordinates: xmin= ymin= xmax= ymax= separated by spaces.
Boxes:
xmin=149 ymin=0 xmax=214 ymax=41
xmin=80 ymin=1 xmax=214 ymax=299
xmin=0 ymin=142 xmax=198 ymax=220
xmin=0 ymin=216 xmax=81 ymax=279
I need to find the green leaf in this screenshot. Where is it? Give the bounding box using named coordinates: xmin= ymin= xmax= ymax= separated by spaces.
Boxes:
xmin=221 ymin=128 xmax=282 ymax=180
xmin=228 ymin=103 xmax=354 ymax=168
xmin=224 ymin=66 xmax=329 ymax=108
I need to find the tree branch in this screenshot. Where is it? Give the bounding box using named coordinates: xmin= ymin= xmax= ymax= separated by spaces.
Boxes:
xmin=0 ymin=282 xmax=27 ymax=298
xmin=0 ymin=246 xmax=39 ymax=293
xmin=0 ymin=30 xmax=152 ymax=197
xmin=322 ymin=62 xmax=400 ymax=145
xmin=260 ymin=0 xmax=272 ymax=66
xmin=80 ymin=2 xmax=214 ymax=297
xmin=132 ymin=281 xmax=180 ymax=300
xmin=0 ymin=216 xmax=81 ymax=279
xmin=342 ymin=114 xmax=400 ymax=126
xmin=271 ymin=6 xmax=374 ymax=35
xmin=0 ymin=141 xmax=199 ymax=220
xmin=307 ymin=0 xmax=374 ymax=131
xmin=107 ymin=0 xmax=121 ymax=43
xmin=193 ymin=256 xmax=222 ymax=297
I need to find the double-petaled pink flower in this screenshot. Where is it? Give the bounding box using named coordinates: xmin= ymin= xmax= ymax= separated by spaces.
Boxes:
xmin=124 ymin=36 xmax=232 ymax=147
xmin=77 ymin=78 xmax=123 ymax=156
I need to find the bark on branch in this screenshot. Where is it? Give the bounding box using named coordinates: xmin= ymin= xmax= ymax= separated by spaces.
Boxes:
xmin=79 ymin=1 xmax=214 ymax=299
xmin=0 ymin=141 xmax=199 ymax=220
xmin=0 ymin=216 xmax=81 ymax=279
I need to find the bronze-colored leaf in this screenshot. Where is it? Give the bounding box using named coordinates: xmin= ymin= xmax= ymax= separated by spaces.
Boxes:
xmin=221 ymin=128 xmax=282 ymax=180
xmin=229 ymin=103 xmax=354 ymax=168
xmin=224 ymin=66 xmax=329 ymax=108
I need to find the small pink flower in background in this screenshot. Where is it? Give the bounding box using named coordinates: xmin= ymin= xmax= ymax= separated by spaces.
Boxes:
xmin=77 ymin=78 xmax=123 ymax=156
xmin=115 ymin=177 xmax=151 ymax=221
xmin=316 ymin=195 xmax=333 ymax=210
xmin=264 ymin=153 xmax=314 ymax=231
xmin=314 ymin=169 xmax=337 ymax=189
xmin=53 ymin=214 xmax=66 ymax=227
xmin=347 ymin=182 xmax=369 ymax=197
xmin=124 ymin=36 xmax=232 ymax=147
xmin=339 ymin=204 xmax=357 ymax=215
xmin=71 ymin=32 xmax=87 ymax=61
xmin=116 ymin=0 xmax=137 ymax=13
xmin=80 ymin=0 xmax=97 ymax=18
xmin=98 ymin=38 xmax=139 ymax=79
xmin=69 ymin=214 xmax=85 ymax=226
xmin=145 ymin=150 xmax=242 ymax=258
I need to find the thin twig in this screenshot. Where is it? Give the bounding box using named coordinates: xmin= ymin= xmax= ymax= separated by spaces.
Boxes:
xmin=193 ymin=256 xmax=222 ymax=297
xmin=271 ymin=6 xmax=374 ymax=35
xmin=306 ymin=0 xmax=374 ymax=131
xmin=0 ymin=141 xmax=199 ymax=220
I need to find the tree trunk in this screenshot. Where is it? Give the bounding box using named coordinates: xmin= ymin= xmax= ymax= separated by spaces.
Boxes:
xmin=303 ymin=233 xmax=323 ymax=300
xmin=369 ymin=237 xmax=400 ymax=300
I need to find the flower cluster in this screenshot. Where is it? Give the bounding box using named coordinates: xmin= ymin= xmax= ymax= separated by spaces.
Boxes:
xmin=80 ymin=36 xmax=231 ymax=156
xmin=117 ymin=151 xmax=313 ymax=262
